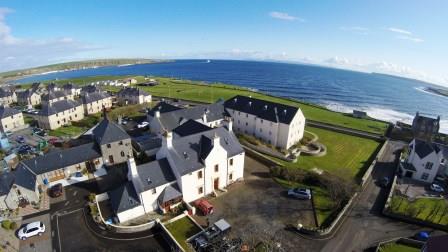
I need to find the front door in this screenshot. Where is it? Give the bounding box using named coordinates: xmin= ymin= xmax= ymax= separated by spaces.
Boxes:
xmin=214 ymin=178 xmax=219 ymax=190
xmin=109 ymin=155 xmax=114 ymax=164
xmin=405 ymin=171 xmax=413 ymax=178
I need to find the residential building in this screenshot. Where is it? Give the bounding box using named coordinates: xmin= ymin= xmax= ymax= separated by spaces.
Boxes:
xmin=0 ymin=167 xmax=39 ymax=210
xmin=42 ymin=90 xmax=74 ymax=104
xmin=412 ymin=112 xmax=440 ymax=142
xmin=63 ymin=83 xmax=81 ymax=96
xmin=92 ymin=111 xmax=133 ymax=166
xmin=400 ymin=138 xmax=448 ymax=183
xmin=147 ymin=101 xmax=229 ymax=135
xmin=81 ymin=92 xmax=112 ymax=115
xmin=116 ymin=87 xmax=151 ymax=105
xmin=108 ymin=123 xmax=244 ymax=223
xmin=36 ymin=100 xmax=84 ymax=130
xmin=16 ymin=90 xmax=41 ymax=106
xmin=0 ymin=87 xmax=17 ymax=106
xmin=81 ymin=85 xmax=102 ymax=94
xmin=353 ymin=110 xmax=367 ymax=119
xmin=0 ymin=106 xmax=25 ymax=133
xmin=47 ymin=83 xmax=60 ymax=92
xmin=224 ymin=95 xmax=305 ymax=149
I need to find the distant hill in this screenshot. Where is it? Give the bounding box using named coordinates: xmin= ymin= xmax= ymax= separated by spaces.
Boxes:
xmin=0 ymin=58 xmax=162 ymax=80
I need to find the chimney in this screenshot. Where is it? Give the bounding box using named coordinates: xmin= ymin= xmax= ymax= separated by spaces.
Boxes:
xmin=227 ymin=119 xmax=233 ymax=132
xmin=155 ymin=110 xmax=160 ymax=118
xmin=127 ymin=158 xmax=138 ymax=181
xmin=202 ymin=112 xmax=207 ymax=123
xmin=213 ymin=132 xmax=220 ymax=147
xmin=163 ymin=131 xmax=173 ymax=149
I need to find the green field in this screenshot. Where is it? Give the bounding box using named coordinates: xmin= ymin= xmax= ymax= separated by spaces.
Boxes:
xmin=378 ymin=242 xmax=420 ymax=252
xmin=27 ymin=75 xmax=389 ymax=135
xmin=390 ymin=195 xmax=448 ymax=225
xmin=281 ymin=126 xmax=382 ymax=181
xmin=165 ymin=217 xmax=201 ymax=251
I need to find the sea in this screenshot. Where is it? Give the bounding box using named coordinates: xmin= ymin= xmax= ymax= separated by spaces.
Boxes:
xmin=14 ymin=59 xmax=448 ymax=133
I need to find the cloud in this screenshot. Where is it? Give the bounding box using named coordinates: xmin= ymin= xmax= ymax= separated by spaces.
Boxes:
xmin=387 ymin=27 xmax=412 ymax=35
xmin=0 ymin=7 xmax=102 ymax=72
xmin=269 ymin=11 xmax=304 ymax=22
xmin=396 ymin=35 xmax=424 ymax=43
xmin=339 ymin=26 xmax=369 ymax=35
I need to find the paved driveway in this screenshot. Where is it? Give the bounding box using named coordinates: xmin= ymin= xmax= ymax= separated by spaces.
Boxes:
xmin=195 ymin=156 xmax=316 ymax=250
xmin=19 ymin=214 xmax=52 ymax=252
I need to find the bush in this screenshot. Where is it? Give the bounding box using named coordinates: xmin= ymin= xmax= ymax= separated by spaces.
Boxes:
xmin=88 ymin=193 xmax=96 ymax=203
xmin=1 ymin=220 xmax=11 ymax=230
xmin=10 ymin=221 xmax=17 ymax=230
xmin=89 ymin=204 xmax=98 ymax=216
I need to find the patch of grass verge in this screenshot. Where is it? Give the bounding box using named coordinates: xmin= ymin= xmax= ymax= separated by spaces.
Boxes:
xmin=390 ymin=195 xmax=448 ymax=225
xmin=165 ymin=217 xmax=201 ymax=251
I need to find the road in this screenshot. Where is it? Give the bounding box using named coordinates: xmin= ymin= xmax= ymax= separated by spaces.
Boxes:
xmin=320 ymin=140 xmax=444 ymax=252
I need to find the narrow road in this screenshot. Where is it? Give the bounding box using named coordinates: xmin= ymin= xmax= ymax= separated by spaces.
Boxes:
xmin=320 ymin=140 xmax=429 ymax=252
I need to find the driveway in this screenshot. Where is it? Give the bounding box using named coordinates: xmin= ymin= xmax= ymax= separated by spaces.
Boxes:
xmin=194 ymin=156 xmax=317 ymax=251
xmin=19 ymin=214 xmax=52 ymax=252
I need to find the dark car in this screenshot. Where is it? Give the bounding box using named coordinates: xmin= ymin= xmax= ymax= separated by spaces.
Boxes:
xmin=33 ymin=128 xmax=47 ymax=137
xmin=16 ymin=135 xmax=25 ymax=144
xmin=378 ymin=177 xmax=390 ymax=188
xmin=49 ymin=183 xmax=63 ymax=198
xmin=17 ymin=145 xmax=32 ymax=154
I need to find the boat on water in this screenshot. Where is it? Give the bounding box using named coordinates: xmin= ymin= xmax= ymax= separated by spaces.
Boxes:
xmin=206 ymin=59 xmax=211 ymax=63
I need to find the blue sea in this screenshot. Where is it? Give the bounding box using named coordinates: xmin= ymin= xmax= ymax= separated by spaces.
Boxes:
xmin=14 ymin=60 xmax=448 ymax=132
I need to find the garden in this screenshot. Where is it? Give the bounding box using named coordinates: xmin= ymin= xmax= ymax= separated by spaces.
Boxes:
xmin=389 ymin=195 xmax=448 ymax=225
xmin=164 ymin=216 xmax=202 ymax=251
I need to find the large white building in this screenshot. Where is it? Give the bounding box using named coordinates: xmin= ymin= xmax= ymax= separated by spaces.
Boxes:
xmin=224 ymin=95 xmax=306 ymax=149
xmin=36 ymin=100 xmax=84 ymax=130
xmin=108 ymin=121 xmax=244 ymax=223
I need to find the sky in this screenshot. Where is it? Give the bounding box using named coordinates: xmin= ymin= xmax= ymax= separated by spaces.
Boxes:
xmin=1 ymin=0 xmax=448 ymax=86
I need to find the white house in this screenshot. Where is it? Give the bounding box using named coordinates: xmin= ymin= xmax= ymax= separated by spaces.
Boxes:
xmin=63 ymin=83 xmax=81 ymax=96
xmin=116 ymin=87 xmax=151 ymax=105
xmin=400 ymin=138 xmax=448 ymax=183
xmin=81 ymin=92 xmax=112 ymax=115
xmin=224 ymin=95 xmax=306 ymax=149
xmin=0 ymin=106 xmax=25 ymax=133
xmin=108 ymin=122 xmax=244 ymax=223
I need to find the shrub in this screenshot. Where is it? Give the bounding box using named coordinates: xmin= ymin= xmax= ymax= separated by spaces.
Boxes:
xmin=10 ymin=222 xmax=17 ymax=230
xmin=89 ymin=204 xmax=99 ymax=216
xmin=88 ymin=193 xmax=96 ymax=203
xmin=1 ymin=220 xmax=11 ymax=230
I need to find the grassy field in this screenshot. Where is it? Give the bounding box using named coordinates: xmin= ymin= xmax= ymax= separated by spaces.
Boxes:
xmin=378 ymin=242 xmax=420 ymax=252
xmin=165 ymin=217 xmax=201 ymax=251
xmin=275 ymin=178 xmax=333 ymax=226
xmin=280 ymin=126 xmax=382 ymax=182
xmin=29 ymin=75 xmax=388 ymax=135
xmin=390 ymin=195 xmax=448 ymax=225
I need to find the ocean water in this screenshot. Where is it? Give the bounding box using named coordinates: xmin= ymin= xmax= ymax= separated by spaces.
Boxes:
xmin=15 ymin=60 xmax=448 ymax=132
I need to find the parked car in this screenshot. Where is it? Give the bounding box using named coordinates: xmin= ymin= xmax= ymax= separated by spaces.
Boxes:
xmin=194 ymin=199 xmax=214 ymax=216
xmin=378 ymin=177 xmax=390 ymax=188
xmin=49 ymin=183 xmax=63 ymax=198
xmin=16 ymin=135 xmax=25 ymax=144
xmin=17 ymin=145 xmax=32 ymax=154
xmin=17 ymin=221 xmax=46 ymax=240
xmin=33 ymin=128 xmax=47 ymax=137
xmin=414 ymin=231 xmax=430 ymax=241
xmin=137 ymin=121 xmax=149 ymax=129
xmin=288 ymin=188 xmax=312 ymax=200
xmin=430 ymin=183 xmax=444 ymax=193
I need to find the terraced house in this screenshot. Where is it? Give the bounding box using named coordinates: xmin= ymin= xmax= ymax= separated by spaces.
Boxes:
xmin=116 ymin=87 xmax=152 ymax=105
xmin=63 ymin=83 xmax=81 ymax=96
xmin=0 ymin=87 xmax=17 ymax=106
xmin=16 ymin=89 xmax=41 ymax=106
xmin=81 ymin=91 xmax=112 ymax=115
xmin=42 ymin=90 xmax=74 ymax=104
xmin=36 ymin=100 xmax=84 ymax=130
xmin=224 ymin=95 xmax=306 ymax=149
xmin=0 ymin=106 xmax=25 ymax=133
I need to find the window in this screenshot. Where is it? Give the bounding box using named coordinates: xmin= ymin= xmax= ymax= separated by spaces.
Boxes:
xmin=246 ymin=113 xmax=248 ymax=118
xmin=119 ymin=141 xmax=123 ymax=145
xmin=121 ymin=151 xmax=125 ymax=157
xmin=261 ymin=119 xmax=263 ymax=124
xmin=229 ymin=173 xmax=233 ymax=180
xmin=107 ymin=144 xmax=111 ymax=148
xmin=198 ymin=187 xmax=203 ymax=194
xmin=238 ymin=112 xmax=240 ymax=115
xmin=238 ymin=120 xmax=240 ymax=124
xmin=269 ymin=131 xmax=272 ymax=136
xmin=152 ymin=188 xmax=156 ymax=194
xmin=214 ymin=164 xmax=219 ymax=172
xmin=229 ymin=158 xmax=233 ymax=166
xmin=198 ymin=170 xmax=203 ymax=179
xmin=245 ymin=122 xmax=248 ymax=126
xmin=421 ymin=173 xmax=429 ymax=180
xmin=260 ymin=128 xmax=262 ymax=133
xmin=425 ymin=162 xmax=434 ymax=170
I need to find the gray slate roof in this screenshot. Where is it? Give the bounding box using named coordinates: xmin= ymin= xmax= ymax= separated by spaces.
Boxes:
xmin=158 ymin=184 xmax=182 ymax=204
xmin=42 ymin=90 xmax=67 ymax=101
xmin=0 ymin=106 xmax=21 ymax=119
xmin=20 ymin=142 xmax=101 ymax=175
xmin=13 ymin=164 xmax=36 ymax=191
xmin=39 ymin=99 xmax=81 ymax=116
xmin=224 ymin=95 xmax=299 ymax=124
xmin=413 ymin=139 xmax=440 ymax=159
xmin=136 ymin=158 xmax=176 ymax=190
xmin=81 ymin=91 xmax=110 ymax=104
xmin=81 ymin=85 xmax=102 ymax=93
xmin=108 ymin=181 xmax=141 ymax=213
xmin=0 ymin=88 xmax=13 ymax=98
xmin=168 ymin=126 xmax=244 ymax=175
xmin=148 ymin=102 xmax=182 ymax=117
xmin=93 ymin=115 xmax=130 ymax=145
xmin=117 ymin=87 xmax=150 ymax=97
xmin=173 ymin=119 xmax=212 ymax=137
xmin=153 ymin=102 xmax=229 ymax=131
xmin=0 ymin=172 xmax=14 ymax=196
xmin=17 ymin=90 xmax=38 ymax=99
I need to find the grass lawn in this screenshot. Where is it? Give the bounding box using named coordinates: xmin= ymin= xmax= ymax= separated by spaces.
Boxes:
xmin=275 ymin=178 xmax=334 ymax=226
xmin=165 ymin=217 xmax=202 ymax=251
xmin=280 ymin=126 xmax=382 ymax=182
xmin=390 ymin=195 xmax=448 ymax=225
xmin=378 ymin=242 xmax=420 ymax=252
xmin=49 ymin=114 xmax=101 ymax=137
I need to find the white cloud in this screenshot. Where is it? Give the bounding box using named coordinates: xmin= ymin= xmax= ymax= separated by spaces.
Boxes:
xmin=0 ymin=7 xmax=102 ymax=72
xmin=387 ymin=27 xmax=412 ymax=35
xmin=396 ymin=35 xmax=424 ymax=43
xmin=269 ymin=11 xmax=304 ymax=22
xmin=339 ymin=26 xmax=369 ymax=35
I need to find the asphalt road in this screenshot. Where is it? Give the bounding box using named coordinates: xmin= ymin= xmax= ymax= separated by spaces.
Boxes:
xmin=319 ymin=140 xmax=446 ymax=252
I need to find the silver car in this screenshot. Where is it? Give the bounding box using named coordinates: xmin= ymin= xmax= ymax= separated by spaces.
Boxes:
xmin=288 ymin=188 xmax=312 ymax=200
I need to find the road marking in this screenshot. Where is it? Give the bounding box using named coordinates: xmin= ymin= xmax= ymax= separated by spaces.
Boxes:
xmin=73 ymin=191 xmax=78 ymax=196
xmin=64 ymin=201 xmax=70 ymax=206
xmin=56 ymin=214 xmax=62 ymax=252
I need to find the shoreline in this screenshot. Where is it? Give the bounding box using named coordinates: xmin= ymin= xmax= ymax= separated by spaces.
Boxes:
xmin=424 ymin=87 xmax=448 ymax=98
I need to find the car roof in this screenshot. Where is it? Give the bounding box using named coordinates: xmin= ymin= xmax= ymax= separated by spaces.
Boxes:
xmin=26 ymin=221 xmax=42 ymax=229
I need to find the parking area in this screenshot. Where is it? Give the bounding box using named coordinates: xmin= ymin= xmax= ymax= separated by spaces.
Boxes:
xmin=56 ymin=209 xmax=170 ymax=252
xmin=19 ymin=214 xmax=52 ymax=252
xmin=194 ymin=156 xmax=315 ymax=242
xmin=396 ymin=177 xmax=447 ymax=198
